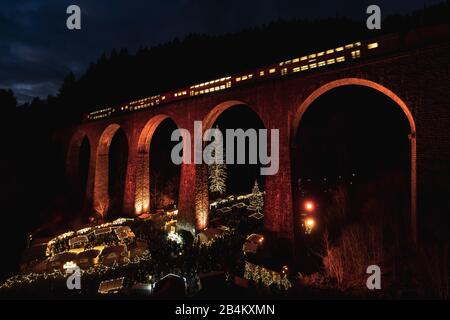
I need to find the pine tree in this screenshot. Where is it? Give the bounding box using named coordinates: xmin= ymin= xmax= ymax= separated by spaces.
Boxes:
xmin=208 ymin=133 xmax=227 ymax=196
xmin=250 ymin=180 xmax=264 ymax=213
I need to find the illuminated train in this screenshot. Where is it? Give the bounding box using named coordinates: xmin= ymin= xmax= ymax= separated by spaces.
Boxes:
xmin=85 ymin=25 xmax=449 ymax=122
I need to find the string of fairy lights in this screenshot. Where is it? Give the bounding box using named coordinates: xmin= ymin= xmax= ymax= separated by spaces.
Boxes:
xmin=0 ymin=250 xmax=152 ymax=290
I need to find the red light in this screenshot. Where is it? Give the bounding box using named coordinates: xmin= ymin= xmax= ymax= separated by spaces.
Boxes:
xmin=304 ymin=201 xmax=315 ymax=212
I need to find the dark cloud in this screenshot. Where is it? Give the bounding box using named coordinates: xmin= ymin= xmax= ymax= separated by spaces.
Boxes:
xmin=0 ymin=0 xmax=444 ymax=103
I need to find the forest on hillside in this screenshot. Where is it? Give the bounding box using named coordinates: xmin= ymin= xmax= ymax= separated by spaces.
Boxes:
xmin=1 ymin=1 xmax=449 ymax=127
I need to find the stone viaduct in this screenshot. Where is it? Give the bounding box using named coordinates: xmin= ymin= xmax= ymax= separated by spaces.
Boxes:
xmin=62 ymin=26 xmax=450 ymax=244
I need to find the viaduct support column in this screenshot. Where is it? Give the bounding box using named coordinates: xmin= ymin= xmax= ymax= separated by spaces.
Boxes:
xmin=177 ymin=163 xmax=209 ymax=235
xmin=263 ymin=124 xmax=295 ymax=241
xmin=123 ymin=134 xmax=139 ymax=217
xmin=176 ymin=119 xmax=209 ymax=235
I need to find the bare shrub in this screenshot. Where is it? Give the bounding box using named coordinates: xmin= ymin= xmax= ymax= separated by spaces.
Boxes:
xmin=321 ymin=222 xmax=384 ymax=291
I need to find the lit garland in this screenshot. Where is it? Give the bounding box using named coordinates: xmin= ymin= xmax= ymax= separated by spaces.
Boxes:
xmin=46 ymin=218 xmax=134 ymax=257
xmin=0 ymin=249 xmax=151 ymax=290
xmin=244 ymin=261 xmax=291 ymax=291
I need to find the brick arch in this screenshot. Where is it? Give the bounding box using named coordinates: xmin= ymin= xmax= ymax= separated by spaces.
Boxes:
xmin=66 ymin=130 xmax=90 ymax=180
xmin=202 ymin=100 xmax=266 ymax=133
xmin=134 ymin=114 xmax=178 ymax=215
xmin=191 ymin=100 xmax=267 ymax=231
xmin=66 ymin=130 xmax=92 ymax=211
xmin=93 ymin=123 xmax=128 ymax=218
xmin=292 ymin=78 xmax=417 ymax=242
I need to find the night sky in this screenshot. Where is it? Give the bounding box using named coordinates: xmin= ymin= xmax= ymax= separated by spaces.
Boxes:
xmin=0 ymin=0 xmax=443 ymax=103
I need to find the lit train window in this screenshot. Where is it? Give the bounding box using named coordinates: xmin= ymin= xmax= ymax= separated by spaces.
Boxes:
xmin=293 ymin=58 xmax=300 ymax=63
xmin=368 ymin=42 xmax=378 ymax=49
xmin=326 ymin=49 xmax=334 ymax=54
xmin=293 ymin=67 xmax=300 ymax=72
xmin=301 ymin=65 xmax=308 ymax=71
xmin=318 ymin=61 xmax=326 ymax=67
xmin=345 ymin=44 xmax=354 ymax=49
xmin=300 ymin=56 xmax=307 ymax=61
xmin=336 ymin=56 xmax=345 ymax=62
xmin=351 ymin=50 xmax=361 ymax=59
xmin=281 ymin=68 xmax=288 ymax=75
xmin=335 ymin=46 xmax=344 ymax=52
xmin=317 ymin=52 xmax=324 ymax=57
xmin=309 ymin=63 xmax=317 ymax=69
xmin=269 ymin=68 xmax=276 ymax=74
xmin=259 ymin=71 xmax=265 ymax=76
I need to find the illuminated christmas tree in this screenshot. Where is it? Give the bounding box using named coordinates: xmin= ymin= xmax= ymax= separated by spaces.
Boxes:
xmin=250 ymin=180 xmax=264 ymax=213
xmin=208 ymin=134 xmax=227 ymax=196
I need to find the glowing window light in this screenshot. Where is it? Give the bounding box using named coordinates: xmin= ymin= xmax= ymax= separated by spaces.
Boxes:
xmin=326 ymin=49 xmax=334 ymax=54
xmin=292 ymin=58 xmax=300 ymax=63
xmin=259 ymin=71 xmax=265 ymax=76
xmin=281 ymin=68 xmax=288 ymax=75
xmin=354 ymin=42 xmax=361 ymax=46
xmin=336 ymin=46 xmax=344 ymax=51
xmin=345 ymin=44 xmax=354 ymax=49
xmin=336 ymin=56 xmax=345 ymax=62
xmin=236 ymin=77 xmax=241 ymax=82
xmin=368 ymin=42 xmax=378 ymax=49
xmin=300 ymin=56 xmax=307 ymax=61
xmin=318 ymin=61 xmax=326 ymax=67
xmin=309 ymin=63 xmax=317 ymax=69
xmin=63 ymin=261 xmax=77 ymax=270
xmin=269 ymin=68 xmax=276 ymax=74
xmin=293 ymin=67 xmax=300 ymax=73
xmin=301 ymin=65 xmax=308 ymax=71
xmin=317 ymin=51 xmax=324 ymax=56
xmin=351 ymin=50 xmax=361 ymax=59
